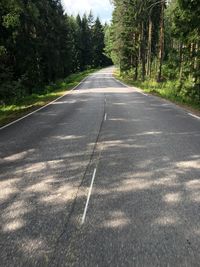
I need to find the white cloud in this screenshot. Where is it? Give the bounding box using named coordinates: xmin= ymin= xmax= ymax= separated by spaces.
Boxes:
xmin=61 ymin=0 xmax=113 ymax=22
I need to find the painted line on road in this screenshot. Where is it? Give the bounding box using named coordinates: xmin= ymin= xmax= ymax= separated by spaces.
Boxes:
xmin=114 ymin=74 xmax=200 ymax=119
xmin=140 ymin=92 xmax=148 ymax=96
xmin=115 ymin=78 xmax=148 ymax=97
xmin=104 ymin=113 xmax=107 ymax=121
xmin=0 ymin=76 xmax=89 ymax=131
xmin=81 ymin=168 xmax=97 ymax=225
xmin=115 ymin=78 xmax=129 ymax=88
xmin=188 ymin=113 xmax=200 ymax=120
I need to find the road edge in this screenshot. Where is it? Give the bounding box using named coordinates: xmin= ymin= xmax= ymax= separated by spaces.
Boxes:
xmin=0 ymin=75 xmax=90 ymax=131
xmin=113 ymin=74 xmax=200 ymax=120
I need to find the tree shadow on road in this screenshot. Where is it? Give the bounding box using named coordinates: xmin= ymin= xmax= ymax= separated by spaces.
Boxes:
xmin=0 ymin=69 xmax=200 ymax=266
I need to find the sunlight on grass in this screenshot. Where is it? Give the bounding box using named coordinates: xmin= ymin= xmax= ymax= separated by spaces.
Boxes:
xmin=0 ymin=69 xmax=98 ymax=126
xmin=114 ymin=69 xmax=200 ymax=113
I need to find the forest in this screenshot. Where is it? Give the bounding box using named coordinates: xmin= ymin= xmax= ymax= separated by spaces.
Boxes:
xmin=1 ymin=0 xmax=200 ymax=111
xmin=105 ymin=0 xmax=200 ymax=107
xmin=0 ymin=0 xmax=111 ymax=104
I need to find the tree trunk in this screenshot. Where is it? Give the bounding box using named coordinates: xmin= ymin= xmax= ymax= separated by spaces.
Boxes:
xmin=179 ymin=42 xmax=183 ymax=81
xmin=157 ymin=1 xmax=165 ymax=82
xmin=135 ymin=56 xmax=138 ymax=80
xmin=147 ymin=16 xmax=152 ymax=77
xmin=138 ymin=33 xmax=141 ymax=66
xmin=194 ymin=42 xmax=200 ymax=84
xmin=134 ymin=33 xmax=139 ymax=81
xmin=119 ymin=59 xmax=122 ymax=75
xmin=141 ymin=21 xmax=146 ymax=81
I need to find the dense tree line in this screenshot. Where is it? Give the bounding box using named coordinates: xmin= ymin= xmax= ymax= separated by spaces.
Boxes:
xmin=105 ymin=0 xmax=200 ymax=101
xmin=0 ymin=0 xmax=111 ymax=103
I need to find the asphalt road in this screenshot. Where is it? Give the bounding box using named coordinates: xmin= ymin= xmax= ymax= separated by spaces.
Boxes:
xmin=0 ymin=67 xmax=200 ymax=267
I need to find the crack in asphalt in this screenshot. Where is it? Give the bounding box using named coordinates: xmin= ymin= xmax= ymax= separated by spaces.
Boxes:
xmin=48 ymin=93 xmax=107 ymax=266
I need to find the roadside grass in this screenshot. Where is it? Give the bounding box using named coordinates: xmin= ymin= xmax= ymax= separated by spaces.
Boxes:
xmin=114 ymin=69 xmax=200 ymax=113
xmin=0 ymin=69 xmax=98 ymax=127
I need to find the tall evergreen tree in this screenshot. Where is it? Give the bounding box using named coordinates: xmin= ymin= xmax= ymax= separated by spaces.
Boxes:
xmin=93 ymin=18 xmax=106 ymax=67
xmin=0 ymin=1 xmax=111 ymax=103
xmin=105 ymin=0 xmax=200 ymax=101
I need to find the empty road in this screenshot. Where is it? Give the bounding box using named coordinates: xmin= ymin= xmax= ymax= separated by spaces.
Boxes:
xmin=1 ymin=68 xmax=200 ymax=266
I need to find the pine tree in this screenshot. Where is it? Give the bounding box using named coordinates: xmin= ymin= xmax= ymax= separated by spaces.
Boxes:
xmin=92 ymin=18 xmax=105 ymax=67
xmin=0 ymin=1 xmax=111 ymax=103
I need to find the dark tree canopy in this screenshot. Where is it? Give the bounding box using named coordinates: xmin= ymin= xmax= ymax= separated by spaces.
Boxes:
xmin=0 ymin=1 xmax=112 ymax=103
xmin=105 ymin=0 xmax=200 ymax=100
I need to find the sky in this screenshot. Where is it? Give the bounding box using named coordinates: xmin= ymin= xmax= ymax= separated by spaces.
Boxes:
xmin=61 ymin=0 xmax=113 ymax=23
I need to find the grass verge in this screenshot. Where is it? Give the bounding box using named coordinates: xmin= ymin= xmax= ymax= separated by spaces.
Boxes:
xmin=114 ymin=69 xmax=200 ymax=114
xmin=0 ymin=69 xmax=98 ymax=127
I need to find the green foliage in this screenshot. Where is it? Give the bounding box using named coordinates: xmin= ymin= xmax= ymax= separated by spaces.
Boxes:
xmin=115 ymin=70 xmax=200 ymax=111
xmin=106 ymin=0 xmax=200 ymax=106
xmin=0 ymin=1 xmax=111 ymax=104
xmin=0 ymin=68 xmax=98 ymax=126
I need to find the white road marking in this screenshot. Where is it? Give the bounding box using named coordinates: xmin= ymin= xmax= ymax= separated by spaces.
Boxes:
xmin=140 ymin=92 xmax=148 ymax=96
xmin=0 ymin=76 xmax=89 ymax=131
xmin=115 ymin=77 xmax=148 ymax=96
xmin=81 ymin=168 xmax=97 ymax=225
xmin=114 ymin=74 xmax=200 ymax=119
xmin=188 ymin=113 xmax=200 ymax=120
xmin=115 ymin=78 xmax=128 ymax=88
xmin=104 ymin=113 xmax=107 ymax=121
